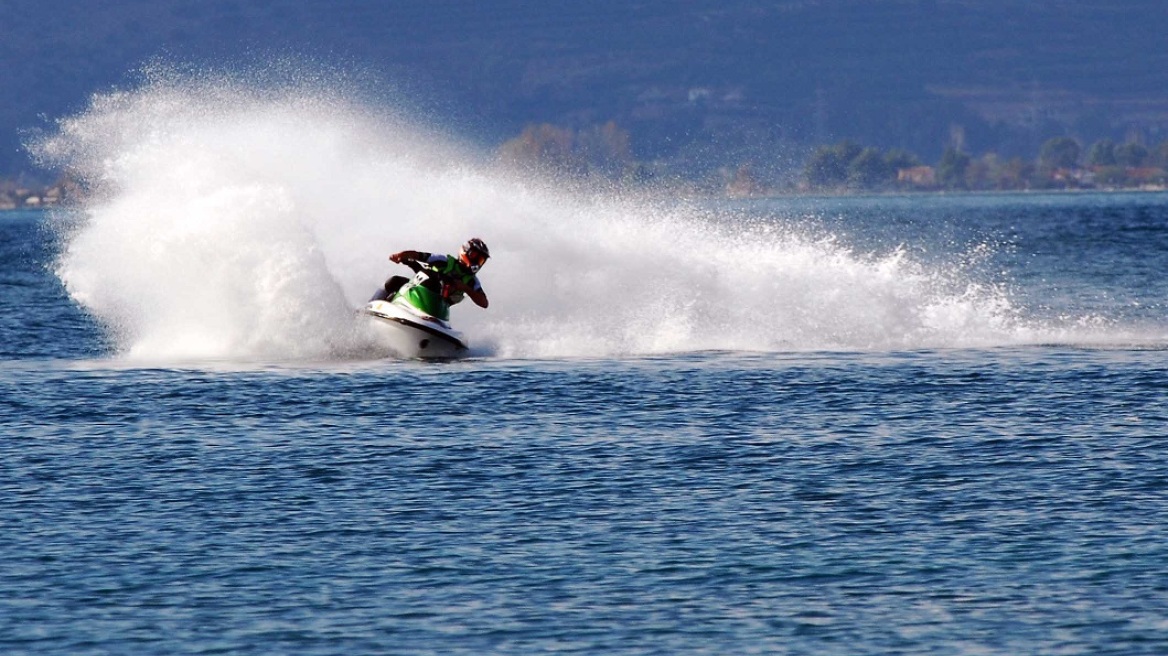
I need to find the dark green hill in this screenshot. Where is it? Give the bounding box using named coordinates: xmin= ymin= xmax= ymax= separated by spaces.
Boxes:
xmin=4 ymin=0 xmax=1167 ymax=177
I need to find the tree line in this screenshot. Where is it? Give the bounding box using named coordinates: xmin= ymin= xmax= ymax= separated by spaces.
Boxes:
xmin=497 ymin=122 xmax=645 ymax=181
xmin=803 ymin=137 xmax=1168 ymax=192
xmin=496 ymin=120 xmax=1168 ymax=195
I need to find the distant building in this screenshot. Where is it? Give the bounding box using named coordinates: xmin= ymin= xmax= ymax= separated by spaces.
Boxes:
xmin=1128 ymin=167 xmax=1167 ymax=183
xmin=898 ymin=166 xmax=936 ymax=187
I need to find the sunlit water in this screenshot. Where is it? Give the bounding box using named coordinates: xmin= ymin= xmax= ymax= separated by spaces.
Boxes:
xmin=3 ymin=71 xmax=1168 ymax=655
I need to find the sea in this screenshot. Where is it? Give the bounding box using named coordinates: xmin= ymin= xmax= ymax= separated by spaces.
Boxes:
xmin=3 ymin=73 xmax=1167 ymax=655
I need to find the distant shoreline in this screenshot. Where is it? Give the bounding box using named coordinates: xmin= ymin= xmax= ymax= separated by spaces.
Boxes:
xmin=0 ymin=181 xmax=70 ymax=211
xmin=6 ymin=184 xmax=1166 ymax=214
xmin=738 ymin=186 xmax=1168 ymax=200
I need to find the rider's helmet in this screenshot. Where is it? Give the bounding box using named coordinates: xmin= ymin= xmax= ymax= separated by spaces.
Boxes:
xmin=459 ymin=238 xmax=490 ymax=272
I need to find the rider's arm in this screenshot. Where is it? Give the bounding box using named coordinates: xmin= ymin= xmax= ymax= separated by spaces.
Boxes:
xmin=389 ymin=250 xmax=433 ymax=263
xmin=468 ymin=287 xmax=489 ymax=309
xmin=447 ymin=277 xmax=489 ymax=308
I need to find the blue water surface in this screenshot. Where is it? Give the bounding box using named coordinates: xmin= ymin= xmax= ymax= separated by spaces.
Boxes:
xmin=2 ymin=197 xmax=1168 ymax=655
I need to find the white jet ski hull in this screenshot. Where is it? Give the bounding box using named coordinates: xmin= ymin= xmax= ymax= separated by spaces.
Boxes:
xmin=363 ymin=299 xmax=469 ymax=359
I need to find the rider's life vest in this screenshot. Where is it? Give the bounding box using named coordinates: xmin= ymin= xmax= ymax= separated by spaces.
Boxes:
xmin=400 ymin=254 xmax=477 ymax=321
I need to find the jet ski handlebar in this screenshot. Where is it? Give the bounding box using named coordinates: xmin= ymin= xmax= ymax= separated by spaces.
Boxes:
xmin=401 ymin=258 xmax=455 ymax=282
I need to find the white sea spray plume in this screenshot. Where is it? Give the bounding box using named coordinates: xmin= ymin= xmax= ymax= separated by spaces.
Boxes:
xmin=32 ymin=66 xmax=1037 ymax=361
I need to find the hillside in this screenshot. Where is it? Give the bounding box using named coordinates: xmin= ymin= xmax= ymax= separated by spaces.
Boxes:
xmin=4 ymin=0 xmax=1168 ymax=178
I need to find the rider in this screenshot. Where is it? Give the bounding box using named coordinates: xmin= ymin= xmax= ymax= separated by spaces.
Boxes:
xmin=374 ymin=238 xmax=490 ymax=321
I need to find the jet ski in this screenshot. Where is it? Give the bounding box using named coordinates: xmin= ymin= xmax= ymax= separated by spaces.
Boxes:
xmin=363 ymin=296 xmax=469 ymax=359
xmin=362 ymin=260 xmax=469 ymax=359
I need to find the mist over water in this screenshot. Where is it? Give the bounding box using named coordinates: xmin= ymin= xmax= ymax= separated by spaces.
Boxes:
xmin=33 ymin=68 xmax=1095 ymax=362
